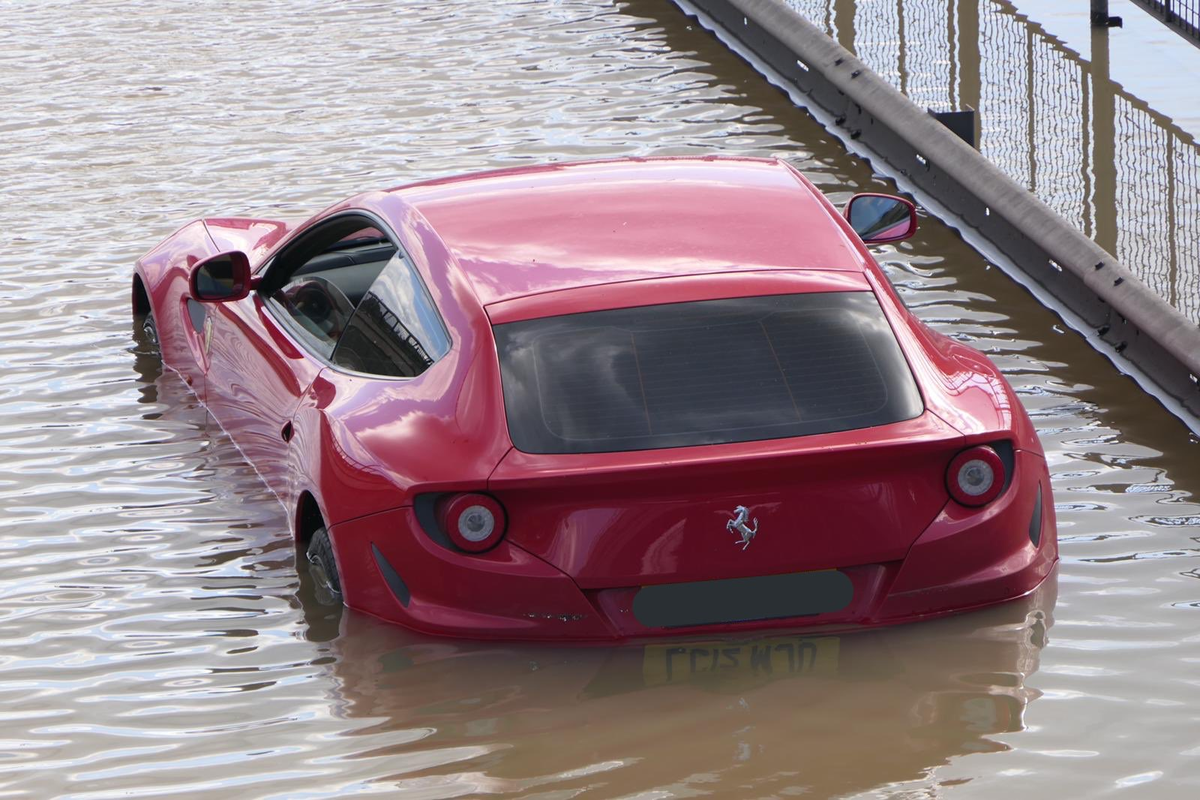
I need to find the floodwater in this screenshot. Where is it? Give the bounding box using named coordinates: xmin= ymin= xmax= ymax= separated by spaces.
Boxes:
xmin=3 ymin=0 xmax=1200 ymax=797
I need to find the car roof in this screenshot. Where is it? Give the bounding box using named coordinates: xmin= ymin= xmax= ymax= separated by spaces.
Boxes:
xmin=391 ymin=157 xmax=869 ymax=307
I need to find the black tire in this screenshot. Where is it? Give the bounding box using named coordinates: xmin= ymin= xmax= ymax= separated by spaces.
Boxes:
xmin=140 ymin=309 xmax=160 ymax=353
xmin=306 ymin=526 xmax=343 ymax=605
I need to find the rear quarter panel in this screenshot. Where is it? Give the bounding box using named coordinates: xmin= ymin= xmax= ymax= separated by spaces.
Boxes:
xmin=285 ymin=193 xmax=515 ymax=530
xmin=857 ymin=248 xmax=1040 ymax=452
xmin=889 ymin=291 xmax=1041 ymax=452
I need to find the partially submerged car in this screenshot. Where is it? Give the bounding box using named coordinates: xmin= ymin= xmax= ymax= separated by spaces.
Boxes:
xmin=132 ymin=156 xmax=1057 ymax=641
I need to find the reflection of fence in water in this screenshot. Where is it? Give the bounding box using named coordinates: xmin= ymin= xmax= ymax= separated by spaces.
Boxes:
xmin=977 ymin=6 xmax=1090 ymax=243
xmin=783 ymin=0 xmax=1200 ymax=324
xmin=1114 ymin=93 xmax=1200 ymax=310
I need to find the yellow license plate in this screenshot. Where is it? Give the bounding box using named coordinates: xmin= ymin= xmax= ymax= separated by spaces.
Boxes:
xmin=642 ymin=636 xmax=839 ymax=687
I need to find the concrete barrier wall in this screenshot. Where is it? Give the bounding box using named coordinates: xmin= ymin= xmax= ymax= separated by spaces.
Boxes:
xmin=673 ymin=0 xmax=1200 ymax=422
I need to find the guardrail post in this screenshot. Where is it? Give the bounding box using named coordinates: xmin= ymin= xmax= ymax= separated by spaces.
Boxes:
xmin=928 ymin=108 xmax=977 ymax=148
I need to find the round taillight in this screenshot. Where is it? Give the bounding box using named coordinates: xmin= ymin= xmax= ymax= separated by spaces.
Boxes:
xmin=437 ymin=493 xmax=507 ymax=553
xmin=947 ymin=446 xmax=1005 ymax=507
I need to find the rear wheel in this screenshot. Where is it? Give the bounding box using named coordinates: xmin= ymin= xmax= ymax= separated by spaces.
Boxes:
xmin=306 ymin=526 xmax=343 ymax=606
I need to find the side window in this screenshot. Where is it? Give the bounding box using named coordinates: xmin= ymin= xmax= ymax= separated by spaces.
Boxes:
xmin=331 ymin=253 xmax=451 ymax=378
xmin=262 ymin=216 xmax=397 ymax=359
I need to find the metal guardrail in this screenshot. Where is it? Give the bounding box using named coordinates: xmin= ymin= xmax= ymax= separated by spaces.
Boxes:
xmin=1129 ymin=0 xmax=1200 ymax=47
xmin=784 ymin=0 xmax=1200 ymax=327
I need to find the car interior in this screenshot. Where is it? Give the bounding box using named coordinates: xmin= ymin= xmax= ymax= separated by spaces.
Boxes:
xmin=290 ymin=234 xmax=397 ymax=306
xmin=263 ymin=218 xmax=398 ymax=356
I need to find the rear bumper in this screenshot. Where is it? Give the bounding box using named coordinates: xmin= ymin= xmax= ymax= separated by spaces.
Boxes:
xmin=329 ymin=452 xmax=1056 ymax=641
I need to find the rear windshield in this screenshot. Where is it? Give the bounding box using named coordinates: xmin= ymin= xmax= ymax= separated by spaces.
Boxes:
xmin=493 ymin=292 xmax=923 ymax=454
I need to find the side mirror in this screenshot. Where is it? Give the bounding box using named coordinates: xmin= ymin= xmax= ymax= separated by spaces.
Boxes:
xmin=845 ymin=194 xmax=918 ymax=244
xmin=190 ymin=251 xmax=252 ymax=302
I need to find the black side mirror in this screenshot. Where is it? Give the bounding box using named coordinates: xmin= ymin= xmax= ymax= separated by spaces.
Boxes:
xmin=190 ymin=251 xmax=252 ymax=302
xmin=845 ymin=194 xmax=918 ymax=244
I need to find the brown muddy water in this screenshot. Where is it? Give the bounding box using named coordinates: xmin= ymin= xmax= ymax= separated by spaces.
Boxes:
xmin=3 ymin=1 xmax=1200 ymax=797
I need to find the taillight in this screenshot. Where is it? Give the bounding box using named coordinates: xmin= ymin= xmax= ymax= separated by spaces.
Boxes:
xmin=946 ymin=446 xmax=1006 ymax=507
xmin=436 ymin=493 xmax=507 ymax=552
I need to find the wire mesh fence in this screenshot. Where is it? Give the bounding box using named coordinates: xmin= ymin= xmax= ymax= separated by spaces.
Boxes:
xmin=782 ymin=0 xmax=1200 ymax=324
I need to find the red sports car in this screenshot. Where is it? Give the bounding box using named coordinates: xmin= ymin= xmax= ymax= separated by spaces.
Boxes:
xmin=133 ymin=156 xmax=1057 ymax=641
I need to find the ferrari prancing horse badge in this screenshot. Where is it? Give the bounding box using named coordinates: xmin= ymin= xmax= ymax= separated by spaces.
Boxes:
xmin=726 ymin=505 xmax=759 ymax=550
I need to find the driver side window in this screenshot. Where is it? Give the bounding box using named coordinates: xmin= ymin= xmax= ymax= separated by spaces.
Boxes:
xmin=263 ymin=216 xmax=397 ymax=360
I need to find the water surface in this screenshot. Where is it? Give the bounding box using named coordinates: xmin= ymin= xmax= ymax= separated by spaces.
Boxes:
xmin=3 ymin=1 xmax=1200 ymax=797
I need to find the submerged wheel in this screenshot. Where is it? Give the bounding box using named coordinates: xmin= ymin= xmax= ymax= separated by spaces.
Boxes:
xmin=140 ymin=309 xmax=160 ymax=352
xmin=306 ymin=526 xmax=343 ymax=605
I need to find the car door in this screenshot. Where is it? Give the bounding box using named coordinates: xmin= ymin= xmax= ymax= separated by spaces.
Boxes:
xmin=203 ymin=213 xmax=398 ymax=501
xmin=204 ymin=294 xmax=326 ymax=500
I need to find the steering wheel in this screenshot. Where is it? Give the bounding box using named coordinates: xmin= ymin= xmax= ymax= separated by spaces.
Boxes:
xmin=284 ymin=277 xmax=357 ymax=343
